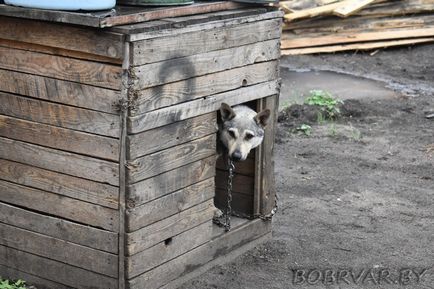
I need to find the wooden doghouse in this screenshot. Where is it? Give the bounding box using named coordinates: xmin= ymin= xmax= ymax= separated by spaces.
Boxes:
xmin=0 ymin=4 xmax=282 ymax=289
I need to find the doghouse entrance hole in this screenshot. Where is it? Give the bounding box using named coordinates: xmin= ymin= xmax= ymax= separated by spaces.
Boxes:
xmin=214 ymin=100 xmax=259 ymax=219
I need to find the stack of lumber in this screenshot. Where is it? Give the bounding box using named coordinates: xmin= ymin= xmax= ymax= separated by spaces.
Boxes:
xmin=279 ymin=0 xmax=434 ymax=54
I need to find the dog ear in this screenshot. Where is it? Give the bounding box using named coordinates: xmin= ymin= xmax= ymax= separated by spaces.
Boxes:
xmin=220 ymin=103 xmax=236 ymax=121
xmin=254 ymin=109 xmax=271 ymax=128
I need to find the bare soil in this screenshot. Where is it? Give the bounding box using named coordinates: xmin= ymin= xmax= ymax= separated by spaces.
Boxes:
xmin=181 ymin=44 xmax=434 ymax=289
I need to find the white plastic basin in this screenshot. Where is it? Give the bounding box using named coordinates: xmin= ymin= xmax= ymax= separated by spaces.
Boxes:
xmin=4 ymin=0 xmax=116 ymax=10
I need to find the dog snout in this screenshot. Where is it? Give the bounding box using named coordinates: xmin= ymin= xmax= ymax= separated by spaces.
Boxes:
xmin=231 ymin=150 xmax=242 ymax=161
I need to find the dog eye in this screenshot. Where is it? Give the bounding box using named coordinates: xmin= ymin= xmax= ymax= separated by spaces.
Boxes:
xmin=228 ymin=131 xmax=236 ymax=138
xmin=245 ymin=133 xmax=254 ymax=141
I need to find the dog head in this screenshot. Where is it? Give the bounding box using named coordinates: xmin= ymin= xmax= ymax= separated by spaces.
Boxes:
xmin=219 ymin=103 xmax=271 ymax=161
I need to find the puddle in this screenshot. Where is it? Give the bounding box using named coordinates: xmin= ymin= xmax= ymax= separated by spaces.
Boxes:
xmin=280 ymin=69 xmax=397 ymax=108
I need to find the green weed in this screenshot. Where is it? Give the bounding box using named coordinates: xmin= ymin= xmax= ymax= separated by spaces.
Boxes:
xmin=296 ymin=124 xmax=312 ymax=136
xmin=0 ymin=278 xmax=28 ymax=289
xmin=305 ymin=90 xmax=343 ymax=119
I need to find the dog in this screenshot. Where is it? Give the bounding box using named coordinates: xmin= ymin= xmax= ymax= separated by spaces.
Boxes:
xmin=218 ymin=103 xmax=271 ymax=161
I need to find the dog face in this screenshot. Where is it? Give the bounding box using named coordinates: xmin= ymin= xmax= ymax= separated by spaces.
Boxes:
xmin=219 ymin=103 xmax=270 ymax=161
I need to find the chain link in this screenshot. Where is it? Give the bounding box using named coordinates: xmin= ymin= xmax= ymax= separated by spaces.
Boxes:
xmin=213 ymin=156 xmax=279 ymax=231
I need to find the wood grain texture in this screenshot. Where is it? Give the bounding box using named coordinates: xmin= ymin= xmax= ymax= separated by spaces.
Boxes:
xmin=128 ymin=113 xmax=217 ymax=159
xmin=281 ymin=27 xmax=434 ymax=48
xmin=215 ymin=188 xmax=254 ymax=217
xmin=127 ymin=178 xmax=215 ymax=230
xmin=0 ymin=223 xmax=118 ymax=277
xmin=0 ymin=202 xmax=118 ymax=253
xmin=131 ymin=39 xmax=280 ymax=89
xmin=132 ymin=61 xmax=279 ymax=115
xmin=127 ymin=218 xmax=271 ymax=289
xmin=0 ymin=38 xmax=123 ymax=65
xmin=282 ymin=38 xmax=434 ymax=54
xmin=126 ymin=222 xmax=212 ymax=278
xmin=113 ymin=8 xmax=265 ymax=35
xmin=128 ymin=80 xmax=280 ymax=133
xmin=0 ymin=180 xmax=119 ymax=232
xmin=0 ymin=46 xmax=122 ymax=89
xmin=0 ymin=245 xmax=117 ymax=289
xmin=215 ymin=169 xmax=254 ymax=195
xmin=0 ymin=69 xmax=120 ymax=113
xmin=125 ymin=10 xmax=283 ymax=41
xmin=333 ymin=0 xmax=377 ymax=17
xmin=126 ymin=200 xmax=215 ymax=254
xmin=0 ymin=137 xmax=119 ymax=186
xmin=0 ymin=92 xmax=120 ymax=138
xmin=0 ymin=17 xmax=124 ymax=59
xmin=131 ymin=18 xmax=281 ymax=65
xmin=0 ymin=264 xmax=72 ymax=289
xmin=127 ymin=134 xmax=216 ymax=183
xmin=259 ymin=95 xmax=278 ymax=216
xmin=101 ymin=2 xmax=245 ymax=27
xmin=216 ymin=155 xmax=255 ymax=177
xmin=127 ymin=156 xmax=216 ymax=207
xmin=0 ymin=159 xmax=118 ymax=209
xmin=0 ymin=115 xmax=119 ymax=161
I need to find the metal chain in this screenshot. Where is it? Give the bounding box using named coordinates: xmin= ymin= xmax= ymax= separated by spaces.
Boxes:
xmin=213 ymin=156 xmax=234 ymax=231
xmin=224 ymin=158 xmax=234 ymax=231
xmin=213 ymin=156 xmax=279 ymax=231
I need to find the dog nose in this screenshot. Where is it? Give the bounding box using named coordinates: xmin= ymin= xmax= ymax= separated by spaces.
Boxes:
xmin=231 ymin=150 xmax=242 ymax=161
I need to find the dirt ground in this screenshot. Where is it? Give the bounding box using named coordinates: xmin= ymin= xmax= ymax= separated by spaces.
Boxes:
xmin=181 ymin=44 xmax=434 ymax=289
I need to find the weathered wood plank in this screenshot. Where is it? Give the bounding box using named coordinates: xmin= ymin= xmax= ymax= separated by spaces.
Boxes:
xmin=101 ymin=2 xmax=246 ymax=27
xmin=131 ymin=39 xmax=280 ymax=89
xmin=0 ymin=223 xmax=118 ymax=277
xmin=0 ymin=202 xmax=118 ymax=253
xmin=127 ymin=178 xmax=214 ymax=230
xmin=111 ymin=8 xmax=262 ymax=35
xmin=215 ymin=169 xmax=254 ymax=194
xmin=0 ymin=137 xmax=119 ymax=186
xmin=127 ymin=156 xmax=216 ymax=207
xmin=128 ymin=113 xmax=217 ymax=159
xmin=126 ymin=200 xmax=215 ymax=254
xmin=0 ymin=245 xmax=117 ymax=289
xmin=0 ymin=115 xmax=119 ymax=161
xmin=215 ymin=188 xmax=254 ymax=217
xmin=126 ymin=222 xmax=212 ymax=278
xmin=259 ymin=95 xmax=278 ymax=217
xmin=131 ymin=61 xmax=279 ymax=115
xmin=281 ymin=38 xmax=434 ymax=54
xmin=0 ymin=180 xmax=119 ymax=232
xmin=0 ymin=17 xmax=124 ymax=59
xmin=131 ymin=18 xmax=281 ymax=65
xmin=0 ymin=46 xmax=122 ymax=89
xmin=0 ymin=4 xmax=107 ymax=27
xmin=281 ymin=27 xmax=434 ymax=48
xmin=128 ymin=80 xmax=280 ymax=133
xmin=0 ymin=69 xmax=120 ymax=114
xmin=127 ymin=218 xmax=271 ymax=289
xmin=127 ymin=134 xmax=216 ymax=183
xmin=0 ymin=159 xmax=118 ymax=209
xmin=0 ymin=264 xmax=73 ymax=289
xmin=284 ymin=14 xmax=434 ymax=34
xmin=0 ymin=38 xmax=124 ymax=65
xmin=216 ymin=154 xmax=255 ymax=176
xmin=0 ymin=92 xmax=120 ymax=138
xmin=125 ymin=10 xmax=283 ymax=41
xmin=333 ymin=0 xmax=377 ymax=17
